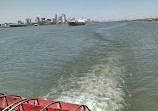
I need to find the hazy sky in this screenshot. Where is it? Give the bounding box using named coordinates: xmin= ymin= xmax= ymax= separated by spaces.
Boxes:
xmin=0 ymin=0 xmax=158 ymax=23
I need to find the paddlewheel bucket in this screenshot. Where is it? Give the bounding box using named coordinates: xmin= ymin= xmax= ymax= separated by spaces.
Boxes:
xmin=0 ymin=93 xmax=90 ymax=111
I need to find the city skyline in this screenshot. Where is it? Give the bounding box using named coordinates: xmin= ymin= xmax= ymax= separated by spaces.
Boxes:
xmin=26 ymin=14 xmax=67 ymax=24
xmin=1 ymin=0 xmax=158 ymax=24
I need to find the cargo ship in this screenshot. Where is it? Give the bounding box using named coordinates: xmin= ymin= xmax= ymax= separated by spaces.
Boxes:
xmin=0 ymin=93 xmax=91 ymax=111
xmin=68 ymin=19 xmax=86 ymax=26
xmin=67 ymin=22 xmax=86 ymax=26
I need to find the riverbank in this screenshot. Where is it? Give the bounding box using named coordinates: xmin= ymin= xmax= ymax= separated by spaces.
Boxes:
xmin=0 ymin=22 xmax=66 ymax=28
xmin=132 ymin=18 xmax=158 ymax=22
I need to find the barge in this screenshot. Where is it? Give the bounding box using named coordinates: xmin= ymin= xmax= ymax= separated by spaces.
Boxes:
xmin=9 ymin=24 xmax=27 ymax=27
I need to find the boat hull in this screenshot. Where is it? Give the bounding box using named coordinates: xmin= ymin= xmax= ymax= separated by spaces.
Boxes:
xmin=68 ymin=22 xmax=85 ymax=26
xmin=0 ymin=93 xmax=90 ymax=111
xmin=9 ymin=24 xmax=26 ymax=27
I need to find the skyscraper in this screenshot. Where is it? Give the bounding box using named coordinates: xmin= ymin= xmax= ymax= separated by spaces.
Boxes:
xmin=57 ymin=16 xmax=62 ymax=23
xmin=26 ymin=18 xmax=31 ymax=24
xmin=62 ymin=14 xmax=66 ymax=23
xmin=41 ymin=18 xmax=45 ymax=22
xmin=52 ymin=14 xmax=57 ymax=23
xmin=35 ymin=17 xmax=40 ymax=23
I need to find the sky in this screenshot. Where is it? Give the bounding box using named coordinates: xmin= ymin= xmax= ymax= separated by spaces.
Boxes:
xmin=0 ymin=0 xmax=158 ymax=23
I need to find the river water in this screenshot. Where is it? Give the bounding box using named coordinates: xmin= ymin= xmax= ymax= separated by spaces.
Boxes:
xmin=0 ymin=22 xmax=158 ymax=111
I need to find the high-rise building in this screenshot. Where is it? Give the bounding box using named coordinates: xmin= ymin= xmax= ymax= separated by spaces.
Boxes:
xmin=26 ymin=18 xmax=31 ymax=24
xmin=41 ymin=18 xmax=45 ymax=22
xmin=52 ymin=14 xmax=57 ymax=23
xmin=62 ymin=14 xmax=66 ymax=23
xmin=35 ymin=17 xmax=40 ymax=23
xmin=57 ymin=16 xmax=62 ymax=23
xmin=52 ymin=18 xmax=56 ymax=22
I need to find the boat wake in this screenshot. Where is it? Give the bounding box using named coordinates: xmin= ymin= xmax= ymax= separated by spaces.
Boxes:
xmin=43 ymin=24 xmax=127 ymax=111
xmin=43 ymin=53 xmax=126 ymax=111
xmin=98 ymin=22 xmax=128 ymax=30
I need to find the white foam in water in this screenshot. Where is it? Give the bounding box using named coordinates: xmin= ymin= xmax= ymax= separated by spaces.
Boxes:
xmin=98 ymin=23 xmax=128 ymax=30
xmin=44 ymin=55 xmax=125 ymax=111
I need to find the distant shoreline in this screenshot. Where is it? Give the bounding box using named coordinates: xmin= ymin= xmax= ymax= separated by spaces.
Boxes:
xmin=1 ymin=20 xmax=158 ymax=28
xmin=0 ymin=22 xmax=66 ymax=28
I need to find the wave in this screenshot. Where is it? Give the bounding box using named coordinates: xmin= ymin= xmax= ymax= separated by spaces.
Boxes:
xmin=98 ymin=22 xmax=128 ymax=31
xmin=43 ymin=51 xmax=126 ymax=111
xmin=42 ymin=23 xmax=127 ymax=111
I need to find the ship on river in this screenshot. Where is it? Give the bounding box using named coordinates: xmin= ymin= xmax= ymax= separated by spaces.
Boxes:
xmin=68 ymin=18 xmax=86 ymax=26
xmin=9 ymin=24 xmax=27 ymax=27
